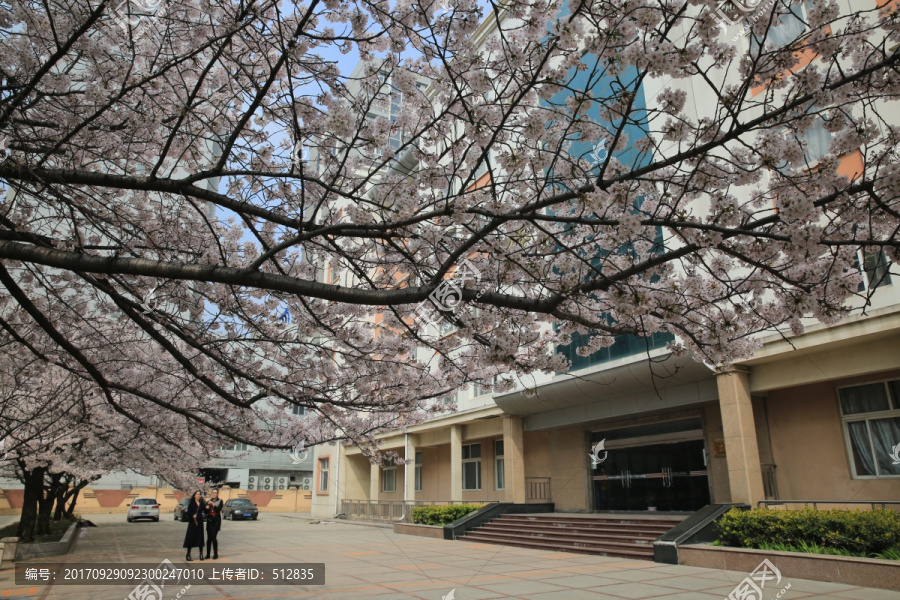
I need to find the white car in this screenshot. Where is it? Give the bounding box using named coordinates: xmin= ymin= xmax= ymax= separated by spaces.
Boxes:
xmin=127 ymin=497 xmax=160 ymax=522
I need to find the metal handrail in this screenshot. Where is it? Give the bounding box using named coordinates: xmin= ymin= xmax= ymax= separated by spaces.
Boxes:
xmin=757 ymin=499 xmax=900 ymax=510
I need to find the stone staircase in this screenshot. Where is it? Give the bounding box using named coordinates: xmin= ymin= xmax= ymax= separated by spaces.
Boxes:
xmin=460 ymin=513 xmax=685 ymax=560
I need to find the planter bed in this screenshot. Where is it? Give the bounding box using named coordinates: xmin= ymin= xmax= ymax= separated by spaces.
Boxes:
xmin=15 ymin=522 xmax=80 ymax=561
xmin=393 ymin=523 xmax=444 ymax=539
xmin=679 ymin=544 xmax=900 ymax=591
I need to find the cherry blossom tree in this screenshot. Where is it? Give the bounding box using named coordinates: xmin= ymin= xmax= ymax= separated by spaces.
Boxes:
xmin=0 ymin=0 xmax=897 ymax=459
xmin=0 ymin=344 xmax=216 ymax=541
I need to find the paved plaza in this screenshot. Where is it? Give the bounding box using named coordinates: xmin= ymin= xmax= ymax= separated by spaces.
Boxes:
xmin=0 ymin=514 xmax=898 ymax=599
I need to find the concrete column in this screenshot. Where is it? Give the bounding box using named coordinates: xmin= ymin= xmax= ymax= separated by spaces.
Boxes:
xmin=716 ymin=366 xmax=765 ymax=506
xmin=404 ymin=434 xmax=417 ymax=502
xmin=369 ymin=462 xmax=380 ymax=500
xmin=450 ymin=424 xmax=463 ymax=502
xmin=503 ymin=416 xmax=526 ymax=504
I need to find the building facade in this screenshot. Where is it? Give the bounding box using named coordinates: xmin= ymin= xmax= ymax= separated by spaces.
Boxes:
xmin=311 ymin=0 xmax=900 ymax=519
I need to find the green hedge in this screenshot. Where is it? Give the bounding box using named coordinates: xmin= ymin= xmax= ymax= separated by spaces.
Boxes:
xmin=411 ymin=504 xmax=483 ymax=526
xmin=716 ymin=507 xmax=900 ymax=556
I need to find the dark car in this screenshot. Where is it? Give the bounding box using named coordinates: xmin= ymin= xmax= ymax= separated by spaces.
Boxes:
xmin=173 ymin=497 xmax=191 ymax=521
xmin=173 ymin=497 xmax=209 ymax=522
xmin=223 ymin=498 xmax=259 ymax=520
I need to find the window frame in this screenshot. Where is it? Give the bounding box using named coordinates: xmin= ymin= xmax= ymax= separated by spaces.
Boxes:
xmin=414 ymin=451 xmax=423 ymax=492
xmin=462 ymin=443 xmax=482 ymax=491
xmin=838 ymin=379 xmax=900 ymax=479
xmin=494 ymin=439 xmax=505 ymax=491
xmin=382 ymin=466 xmax=397 ymax=493
xmin=749 ymin=0 xmax=813 ymax=57
xmin=857 ymin=249 xmax=893 ymax=292
xmin=318 ymin=457 xmax=330 ymax=493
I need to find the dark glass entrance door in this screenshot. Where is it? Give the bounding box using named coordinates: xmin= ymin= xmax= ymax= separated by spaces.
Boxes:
xmin=592 ymin=439 xmax=710 ymax=511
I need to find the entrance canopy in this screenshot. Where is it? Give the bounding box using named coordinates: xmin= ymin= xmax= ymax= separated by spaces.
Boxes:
xmin=494 ymin=351 xmax=718 ymax=430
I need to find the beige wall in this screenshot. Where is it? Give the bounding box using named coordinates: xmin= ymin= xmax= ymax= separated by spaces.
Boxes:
xmin=765 ymin=370 xmax=900 ymax=502
xmin=413 ymin=421 xmax=506 ymax=503
xmin=523 ymin=427 xmax=590 ymax=512
xmin=417 ymin=445 xmax=452 ymax=500
xmin=344 ymin=454 xmax=370 ymax=499
xmin=0 ymin=486 xmax=312 ymax=516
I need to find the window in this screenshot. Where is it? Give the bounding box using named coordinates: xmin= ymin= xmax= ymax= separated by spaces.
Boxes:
xmin=475 ymin=376 xmax=498 ymax=397
xmin=291 ymin=405 xmax=306 ymax=416
xmin=858 ymin=250 xmax=892 ymax=292
xmin=318 ymin=458 xmax=330 ymax=493
xmin=224 ymin=443 xmax=248 ymax=452
xmin=462 ymin=443 xmax=482 ymax=490
xmin=495 ymin=440 xmax=505 ymax=490
xmin=793 ymin=117 xmax=831 ymax=167
xmin=382 ymin=466 xmax=397 ymax=493
xmin=388 ymin=89 xmax=403 ymax=151
xmin=839 ymin=380 xmax=900 ymax=478
xmin=414 ymin=452 xmax=423 ymax=492
xmin=774 ymin=105 xmax=832 ymax=173
xmin=750 ymin=0 xmax=813 ymax=56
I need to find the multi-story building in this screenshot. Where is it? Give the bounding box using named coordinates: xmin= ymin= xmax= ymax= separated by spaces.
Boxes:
xmin=310 ymin=1 xmax=899 ymax=521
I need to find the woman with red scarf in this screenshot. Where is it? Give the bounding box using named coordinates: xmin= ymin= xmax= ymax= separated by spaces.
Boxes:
xmin=205 ymin=488 xmax=224 ymax=559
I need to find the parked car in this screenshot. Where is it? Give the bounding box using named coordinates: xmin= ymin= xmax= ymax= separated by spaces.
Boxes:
xmin=223 ymin=498 xmax=259 ymax=520
xmin=174 ymin=496 xmax=213 ymax=521
xmin=127 ymin=497 xmax=160 ymax=522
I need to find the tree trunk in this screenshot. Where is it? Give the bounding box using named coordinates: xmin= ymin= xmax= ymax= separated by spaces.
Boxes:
xmin=17 ymin=466 xmax=45 ymax=543
xmin=35 ymin=472 xmax=59 ymax=535
xmin=65 ymin=484 xmax=85 ymax=519
xmin=52 ymin=474 xmax=70 ymax=521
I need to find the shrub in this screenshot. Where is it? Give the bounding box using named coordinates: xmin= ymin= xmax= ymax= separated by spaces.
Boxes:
xmin=716 ymin=507 xmax=900 ymax=557
xmin=411 ymin=504 xmax=483 ymax=526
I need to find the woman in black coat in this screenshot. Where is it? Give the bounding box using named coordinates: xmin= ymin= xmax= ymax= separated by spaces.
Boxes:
xmin=205 ymin=488 xmax=223 ymax=559
xmin=182 ymin=490 xmax=205 ymax=561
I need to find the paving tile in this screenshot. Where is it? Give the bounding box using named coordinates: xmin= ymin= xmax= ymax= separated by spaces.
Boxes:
xmin=474 ymin=579 xmax=567 ymax=595
xmin=1 ymin=513 xmax=897 ymax=600
xmin=648 ymin=574 xmax=740 ymax=592
xmin=785 ymin=579 xmax=866 ymax=594
xmin=653 ymin=592 xmax=741 ymax=600
xmin=539 ymin=574 xmax=635 ymax=589
xmin=830 ymin=588 xmax=900 ymax=600
xmin=523 ymin=588 xmax=624 ymax=599
xmin=598 ymin=567 xmax=677 ymax=582
xmin=590 ymin=581 xmax=688 ymax=598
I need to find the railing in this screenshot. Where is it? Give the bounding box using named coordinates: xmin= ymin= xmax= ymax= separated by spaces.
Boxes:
xmin=340 ymin=499 xmax=489 ymax=523
xmin=525 ymin=477 xmax=551 ymax=503
xmin=761 ymin=463 xmax=778 ymax=500
xmin=757 ymin=500 xmax=900 ymax=510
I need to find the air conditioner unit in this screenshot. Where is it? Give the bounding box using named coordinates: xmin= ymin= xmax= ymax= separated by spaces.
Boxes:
xmin=263 ymin=476 xmax=273 ymax=491
xmin=301 ymin=477 xmax=312 ymax=491
xmin=276 ymin=476 xmax=289 ymax=490
xmin=247 ymin=476 xmax=257 ymax=490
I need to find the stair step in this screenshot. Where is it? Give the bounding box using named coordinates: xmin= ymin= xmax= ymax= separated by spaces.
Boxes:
xmin=462 ymin=533 xmax=653 ymax=559
xmin=494 ymin=519 xmax=675 ymax=533
xmin=492 ymin=519 xmax=674 ymax=530
xmin=473 ymin=525 xmax=659 ymax=543
xmin=468 ymin=529 xmax=655 ymax=548
xmin=499 ymin=515 xmax=682 ymax=526
xmin=458 ymin=513 xmax=684 ymax=561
